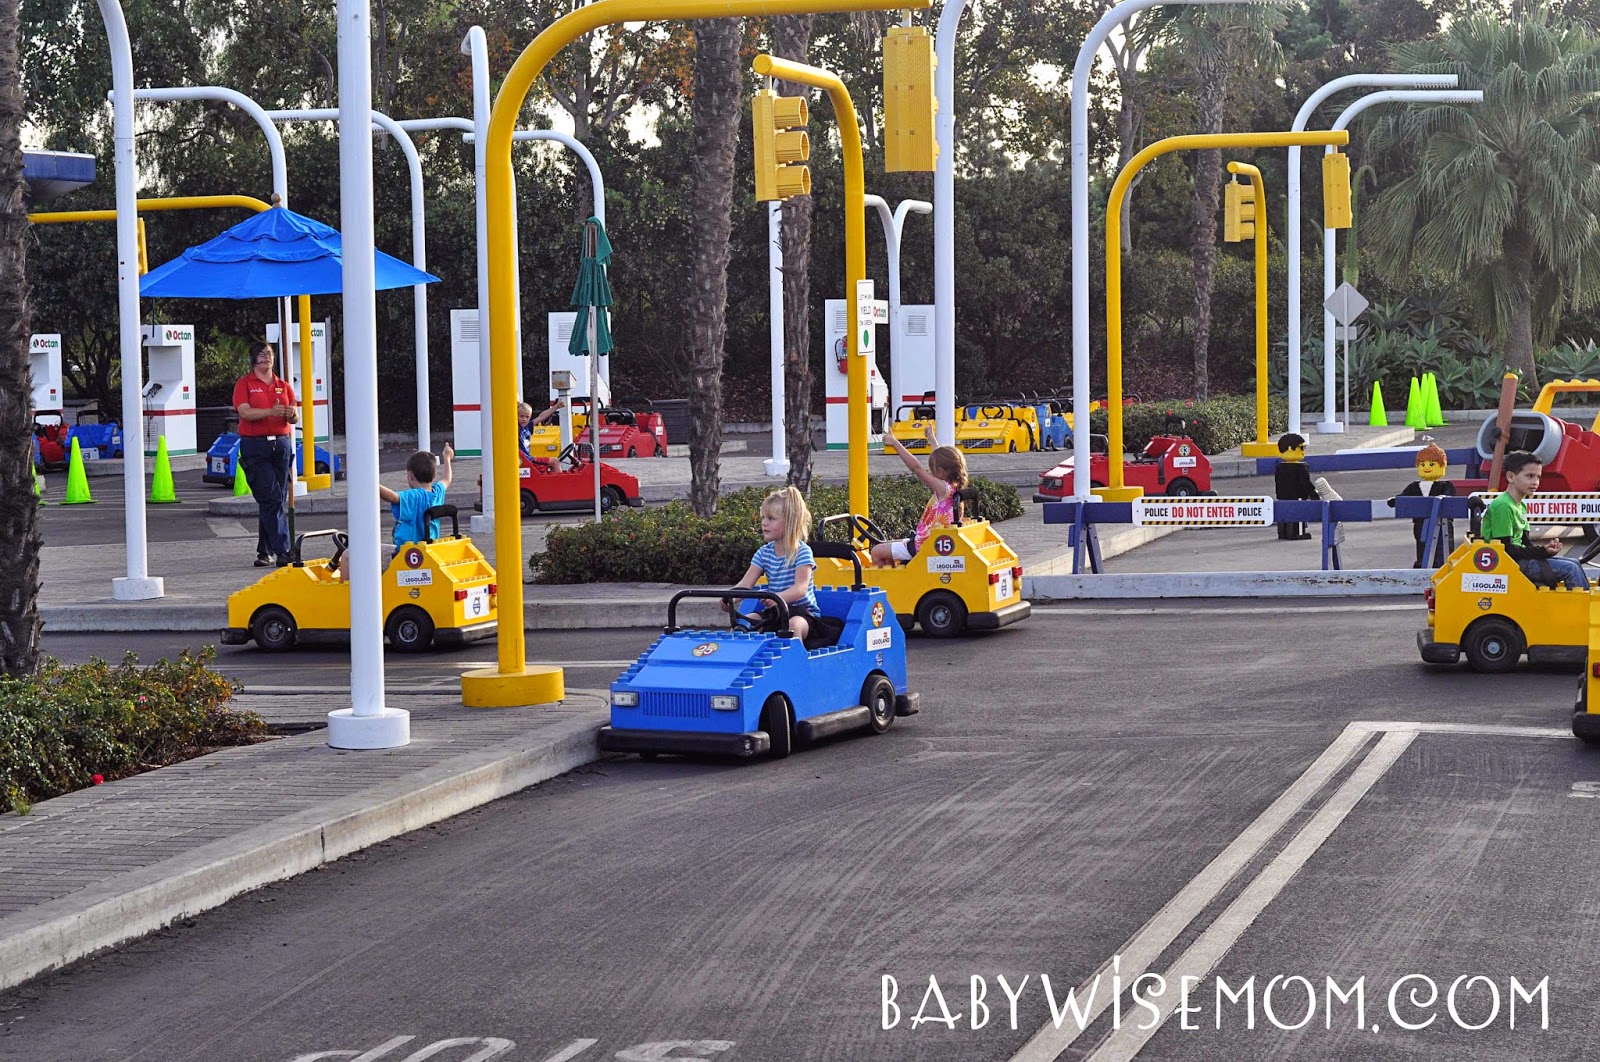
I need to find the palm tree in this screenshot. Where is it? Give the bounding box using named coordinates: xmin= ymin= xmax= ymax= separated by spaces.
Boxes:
xmin=1363 ymin=10 xmax=1600 ymax=383
xmin=686 ymin=17 xmax=743 ymax=517
xmin=1134 ymin=5 xmax=1284 ymax=400
xmin=773 ymin=14 xmax=817 ymax=492
xmin=0 ymin=0 xmax=40 ymax=677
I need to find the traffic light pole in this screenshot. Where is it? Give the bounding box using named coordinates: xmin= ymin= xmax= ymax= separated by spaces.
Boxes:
xmin=755 ymin=54 xmax=869 ymax=522
xmin=463 ymin=0 xmax=928 ymax=709
xmin=1103 ymin=130 xmax=1347 ymax=500
xmin=1226 ymin=162 xmax=1275 ymax=459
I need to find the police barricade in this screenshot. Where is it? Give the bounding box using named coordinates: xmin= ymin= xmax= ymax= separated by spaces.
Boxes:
xmin=1041 ymin=494 xmax=1484 ymax=574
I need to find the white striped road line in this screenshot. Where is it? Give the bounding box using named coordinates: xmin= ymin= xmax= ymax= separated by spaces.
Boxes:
xmin=1010 ymin=719 xmax=1570 ymax=1062
xmin=1081 ymin=731 xmax=1416 ymax=1060
xmin=1007 ymin=724 xmax=1377 ymax=1062
xmin=540 ymin=1041 xmax=599 ymax=1062
xmin=206 ymin=517 xmax=255 ymax=539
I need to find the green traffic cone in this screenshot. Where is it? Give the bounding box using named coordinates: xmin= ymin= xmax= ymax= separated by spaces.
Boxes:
xmin=63 ymin=437 xmax=93 ymax=505
xmin=149 ymin=435 xmax=180 ymax=503
xmin=1368 ymin=382 xmax=1388 ymax=427
xmin=33 ymin=465 xmax=44 ymax=504
xmin=1405 ymin=376 xmax=1424 ymax=428
xmin=232 ymin=456 xmax=251 ymax=498
xmin=1424 ymin=372 xmax=1447 ymax=427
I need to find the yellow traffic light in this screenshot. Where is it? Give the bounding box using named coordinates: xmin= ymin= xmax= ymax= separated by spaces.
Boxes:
xmin=883 ymin=25 xmax=938 ymax=172
xmin=1323 ymin=150 xmax=1353 ymax=230
xmin=1224 ymin=178 xmax=1256 ymax=243
xmin=753 ymin=88 xmax=811 ymax=201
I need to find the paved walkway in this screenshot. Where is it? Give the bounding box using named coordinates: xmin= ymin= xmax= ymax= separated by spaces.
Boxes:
xmin=4 ymin=422 xmax=1415 ymax=991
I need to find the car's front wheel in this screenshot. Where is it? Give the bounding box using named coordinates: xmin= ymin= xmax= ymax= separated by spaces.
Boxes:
xmin=761 ymin=694 xmax=792 ymax=759
xmin=251 ymin=605 xmax=297 ymax=652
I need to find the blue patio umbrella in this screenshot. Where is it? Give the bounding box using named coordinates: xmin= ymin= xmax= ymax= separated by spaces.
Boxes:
xmin=140 ymin=205 xmax=439 ymax=299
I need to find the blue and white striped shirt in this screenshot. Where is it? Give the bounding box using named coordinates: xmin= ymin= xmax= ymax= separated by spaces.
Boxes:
xmin=752 ymin=541 xmax=819 ymax=613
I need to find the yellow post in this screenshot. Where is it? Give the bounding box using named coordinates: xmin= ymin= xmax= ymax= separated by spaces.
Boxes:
xmin=1229 ymin=162 xmax=1276 ymax=459
xmin=462 ymin=0 xmax=929 ymax=709
xmin=754 ymin=54 xmax=869 ymax=522
xmin=1103 ymin=130 xmax=1349 ymax=500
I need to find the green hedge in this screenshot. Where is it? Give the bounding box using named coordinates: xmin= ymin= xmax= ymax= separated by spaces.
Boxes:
xmin=0 ymin=649 xmax=264 ymax=814
xmin=1087 ymin=395 xmax=1289 ymax=455
xmin=531 ymin=476 xmax=1025 ymax=585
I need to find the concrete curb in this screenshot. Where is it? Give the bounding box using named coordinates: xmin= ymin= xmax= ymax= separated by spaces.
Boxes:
xmin=1024 ymin=568 xmax=1432 ymax=599
xmin=0 ymin=704 xmax=606 ymax=992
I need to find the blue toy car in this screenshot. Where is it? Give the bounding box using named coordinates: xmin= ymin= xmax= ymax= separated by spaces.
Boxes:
xmin=599 ymin=546 xmax=919 ymax=759
xmin=202 ymin=431 xmax=345 ymax=485
xmin=67 ymin=418 xmax=124 ymax=461
xmin=1030 ymin=394 xmax=1071 ymax=450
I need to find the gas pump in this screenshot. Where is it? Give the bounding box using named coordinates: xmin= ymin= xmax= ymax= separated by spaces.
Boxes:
xmin=893 ymin=304 xmax=935 ymax=409
xmin=551 ymin=369 xmax=575 ymax=449
xmin=824 ymin=295 xmax=889 ymax=450
xmin=266 ymin=321 xmax=331 ymax=444
xmin=139 ymin=324 xmax=197 ymax=455
xmin=450 ymin=309 xmax=484 ymax=457
xmin=29 ymin=333 xmax=62 ymax=415
xmin=547 ymin=312 xmax=611 ymax=406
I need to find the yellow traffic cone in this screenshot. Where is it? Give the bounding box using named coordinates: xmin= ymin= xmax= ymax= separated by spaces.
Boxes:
xmin=1405 ymin=377 xmax=1424 ymax=428
xmin=1424 ymin=372 xmax=1447 ymax=427
xmin=232 ymin=454 xmax=251 ymax=497
xmin=1368 ymin=382 xmax=1388 ymax=427
xmin=63 ymin=437 xmax=93 ymax=505
xmin=149 ymin=435 xmax=180 ymax=503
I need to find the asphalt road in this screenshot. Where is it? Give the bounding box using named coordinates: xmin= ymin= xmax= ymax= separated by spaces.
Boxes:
xmin=6 ymin=605 xmax=1598 ymax=1061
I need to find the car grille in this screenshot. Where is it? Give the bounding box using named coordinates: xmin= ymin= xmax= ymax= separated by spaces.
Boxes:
xmin=641 ymin=692 xmax=711 ymax=719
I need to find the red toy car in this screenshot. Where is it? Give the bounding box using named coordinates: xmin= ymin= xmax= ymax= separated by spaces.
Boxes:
xmin=1034 ymin=432 xmax=1213 ymax=501
xmin=33 ymin=413 xmax=70 ymax=469
xmin=576 ymin=403 xmax=668 ymax=460
xmin=477 ymin=444 xmax=645 ymax=518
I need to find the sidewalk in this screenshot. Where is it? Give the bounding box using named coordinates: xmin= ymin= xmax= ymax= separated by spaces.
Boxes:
xmin=41 ymin=423 xmax=1414 ymax=633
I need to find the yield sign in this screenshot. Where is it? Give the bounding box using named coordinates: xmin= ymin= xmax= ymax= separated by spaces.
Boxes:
xmin=1324 ymin=282 xmax=1369 ymax=327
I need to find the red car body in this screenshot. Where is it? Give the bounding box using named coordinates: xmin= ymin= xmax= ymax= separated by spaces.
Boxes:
xmin=575 ymin=407 xmax=668 ymax=459
xmin=1034 ymin=434 xmax=1214 ymax=501
xmin=477 ymin=450 xmax=645 ymax=517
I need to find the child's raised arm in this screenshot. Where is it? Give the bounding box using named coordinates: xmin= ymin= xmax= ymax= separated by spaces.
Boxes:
xmin=378 ymin=484 xmax=400 ymax=504
xmin=438 ymin=443 xmax=454 ymax=490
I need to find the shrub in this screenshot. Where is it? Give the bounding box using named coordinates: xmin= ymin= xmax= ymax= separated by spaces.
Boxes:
xmin=0 ymin=649 xmax=263 ymax=813
xmin=530 ymin=475 xmax=1025 ymax=585
xmin=1087 ymin=395 xmax=1288 ymax=454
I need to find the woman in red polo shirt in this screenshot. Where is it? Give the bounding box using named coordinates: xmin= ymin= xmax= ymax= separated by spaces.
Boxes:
xmin=233 ymin=343 xmax=299 ymax=566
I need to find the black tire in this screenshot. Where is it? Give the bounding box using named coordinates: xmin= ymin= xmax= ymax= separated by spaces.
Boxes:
xmin=760 ymin=694 xmax=792 ymax=759
xmin=250 ymin=606 xmax=297 ymax=652
xmin=1574 ymin=679 xmax=1600 ymax=744
xmin=385 ymin=605 xmax=435 ymax=653
xmin=916 ymin=591 xmax=968 ymax=638
xmin=655 ymin=442 xmax=666 ymax=457
xmin=520 ymin=490 xmax=536 ymax=518
xmin=1007 ymin=441 xmax=1018 ymax=453
xmin=601 ymin=485 xmax=625 ymax=513
xmin=1166 ymin=477 xmax=1198 ymax=497
xmin=314 ymin=460 xmax=330 ymax=476
xmin=1461 ymin=617 xmax=1525 ymax=674
xmin=626 ymin=446 xmax=638 ymax=458
xmin=862 ymin=674 xmax=896 ymax=735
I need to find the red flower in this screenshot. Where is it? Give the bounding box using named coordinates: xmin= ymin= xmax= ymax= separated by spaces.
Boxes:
xmin=92 ymin=774 xmax=104 ymax=785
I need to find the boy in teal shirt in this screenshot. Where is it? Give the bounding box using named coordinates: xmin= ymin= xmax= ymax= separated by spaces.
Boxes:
xmin=1481 ymin=450 xmax=1588 ymax=589
xmin=382 ymin=445 xmax=453 ymax=551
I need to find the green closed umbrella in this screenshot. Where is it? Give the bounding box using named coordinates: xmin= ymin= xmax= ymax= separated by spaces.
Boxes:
xmin=570 ymin=217 xmax=613 ymax=521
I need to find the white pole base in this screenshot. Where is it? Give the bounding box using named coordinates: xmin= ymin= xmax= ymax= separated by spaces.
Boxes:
xmin=763 ymin=458 xmax=790 ymax=477
xmin=292 ymin=480 xmax=309 ymax=497
xmin=326 ymin=707 xmax=411 ymax=749
xmin=470 ymin=513 xmax=495 ymax=535
xmin=111 ymin=576 xmax=164 ymax=601
xmin=1315 ymin=420 xmax=1346 ymax=434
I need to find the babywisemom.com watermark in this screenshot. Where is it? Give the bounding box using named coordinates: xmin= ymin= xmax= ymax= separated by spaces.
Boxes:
xmin=881 ymin=962 xmax=1551 ymax=1035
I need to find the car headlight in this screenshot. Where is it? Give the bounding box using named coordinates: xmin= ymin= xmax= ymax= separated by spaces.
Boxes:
xmin=711 ymin=695 xmax=739 ymax=711
xmin=611 ymin=690 xmax=640 ymax=707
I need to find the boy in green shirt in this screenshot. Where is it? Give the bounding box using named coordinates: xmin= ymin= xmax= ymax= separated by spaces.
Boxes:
xmin=1481 ymin=451 xmax=1589 ymax=589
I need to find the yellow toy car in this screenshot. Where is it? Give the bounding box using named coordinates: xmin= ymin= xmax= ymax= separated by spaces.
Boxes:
xmin=221 ymin=506 xmax=498 ymax=653
xmin=889 ymin=394 xmax=939 ymax=454
xmin=954 ymin=401 xmax=1038 ymax=454
xmin=810 ymin=502 xmax=1030 ymax=637
xmin=1418 ymin=537 xmax=1592 ymax=672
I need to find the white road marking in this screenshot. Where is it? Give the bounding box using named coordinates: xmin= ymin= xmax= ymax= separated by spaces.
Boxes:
xmin=1031 ymin=603 xmax=1421 ymax=616
xmin=1081 ymin=730 xmax=1416 ymax=1060
xmin=207 ymin=517 xmax=255 ymax=539
xmin=1352 ymin=721 xmax=1571 ymax=739
xmin=539 ymin=1041 xmax=598 ymax=1062
xmin=1008 ymin=724 xmax=1377 ymax=1062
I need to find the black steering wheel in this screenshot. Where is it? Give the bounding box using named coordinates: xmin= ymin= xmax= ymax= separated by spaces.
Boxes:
xmin=326 ymin=531 xmax=350 ymax=573
xmin=1578 ymin=532 xmax=1600 ymax=566
xmin=558 ymin=443 xmax=580 ymax=466
xmin=850 ymin=514 xmax=886 ymax=546
xmin=979 ymin=404 xmax=1007 ymax=419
